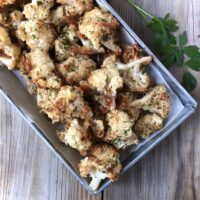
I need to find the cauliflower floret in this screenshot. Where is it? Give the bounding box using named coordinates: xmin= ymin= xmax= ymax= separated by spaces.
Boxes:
xmin=55 ymin=25 xmax=105 ymax=61
xmin=16 ymin=20 xmax=55 ymax=51
xmin=57 ymin=119 xmax=92 ymax=155
xmin=135 ymin=113 xmax=164 ymax=138
xmin=120 ymin=56 xmax=152 ymax=92
xmin=18 ymin=50 xmax=62 ymax=89
xmin=0 ymin=26 xmax=21 ymax=69
xmin=0 ymin=0 xmax=15 ymax=7
xmin=56 ymin=0 xmax=93 ymax=15
xmin=88 ymin=56 xmax=123 ymax=111
xmin=104 ymin=110 xmax=138 ymax=149
xmin=79 ymin=8 xmax=120 ymax=50
xmin=79 ymin=143 xmax=121 ymax=191
xmin=23 ymin=3 xmax=51 ymax=21
xmin=88 ymin=56 xmax=123 ymax=95
xmin=37 ymin=86 xmax=93 ymax=123
xmin=131 ymin=85 xmax=170 ymax=119
xmin=57 ymin=56 xmax=96 ymax=85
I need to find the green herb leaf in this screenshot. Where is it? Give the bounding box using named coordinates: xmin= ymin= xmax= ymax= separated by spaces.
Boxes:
xmin=186 ymin=59 xmax=200 ymax=71
xmin=179 ymin=32 xmax=188 ymax=47
xmin=184 ymin=45 xmax=200 ymax=58
xmin=181 ymin=72 xmax=197 ymax=92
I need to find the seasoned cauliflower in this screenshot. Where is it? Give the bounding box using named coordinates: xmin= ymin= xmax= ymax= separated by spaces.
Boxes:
xmin=16 ymin=20 xmax=55 ymax=51
xmin=56 ymin=0 xmax=93 ymax=16
xmin=18 ymin=50 xmax=62 ymax=89
xmin=37 ymin=86 xmax=93 ymax=123
xmin=116 ymin=92 xmax=141 ymax=124
xmin=0 ymin=26 xmax=21 ymax=69
xmin=79 ymin=143 xmax=121 ymax=191
xmin=57 ymin=119 xmax=92 ymax=155
xmin=131 ymin=85 xmax=170 ymax=119
xmin=57 ymin=56 xmax=96 ymax=85
xmin=104 ymin=109 xmax=138 ymax=149
xmin=79 ymin=8 xmax=120 ymax=50
xmin=135 ymin=113 xmax=163 ymax=138
xmin=122 ymin=44 xmax=143 ymax=64
xmin=0 ymin=0 xmax=15 ymax=7
xmin=88 ymin=56 xmax=123 ymax=96
xmin=88 ymin=56 xmax=123 ymax=111
xmin=23 ymin=3 xmax=51 ymax=21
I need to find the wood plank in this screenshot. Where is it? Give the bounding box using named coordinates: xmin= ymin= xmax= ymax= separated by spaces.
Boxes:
xmin=104 ymin=0 xmax=200 ymax=200
xmin=0 ymin=95 xmax=102 ymax=200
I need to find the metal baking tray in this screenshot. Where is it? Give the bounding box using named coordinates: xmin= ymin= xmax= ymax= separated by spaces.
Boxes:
xmin=0 ymin=0 xmax=197 ymax=195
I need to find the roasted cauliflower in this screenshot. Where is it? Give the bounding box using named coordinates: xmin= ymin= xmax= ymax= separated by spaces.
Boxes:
xmin=57 ymin=119 xmax=92 ymax=155
xmin=131 ymin=85 xmax=170 ymax=119
xmin=18 ymin=49 xmax=62 ymax=89
xmin=17 ymin=20 xmax=55 ymax=51
xmin=0 ymin=26 xmax=21 ymax=69
xmin=57 ymin=56 xmax=96 ymax=85
xmin=79 ymin=8 xmax=120 ymax=51
xmin=23 ymin=3 xmax=51 ymax=21
xmin=88 ymin=56 xmax=123 ymax=96
xmin=79 ymin=143 xmax=121 ymax=191
xmin=104 ymin=109 xmax=138 ymax=149
xmin=135 ymin=113 xmax=164 ymax=138
xmin=56 ymin=0 xmax=93 ymax=16
xmin=37 ymin=86 xmax=93 ymax=123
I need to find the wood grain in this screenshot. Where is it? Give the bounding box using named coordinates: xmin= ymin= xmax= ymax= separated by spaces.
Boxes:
xmin=0 ymin=95 xmax=101 ymax=200
xmin=0 ymin=0 xmax=200 ymax=200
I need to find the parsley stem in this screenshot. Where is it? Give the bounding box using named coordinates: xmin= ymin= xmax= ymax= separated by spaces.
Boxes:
xmin=127 ymin=0 xmax=155 ymax=22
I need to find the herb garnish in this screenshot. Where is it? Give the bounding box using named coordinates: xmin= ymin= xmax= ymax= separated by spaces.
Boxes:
xmin=128 ymin=0 xmax=200 ymax=92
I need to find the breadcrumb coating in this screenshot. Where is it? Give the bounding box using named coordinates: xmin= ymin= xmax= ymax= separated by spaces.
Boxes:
xmin=135 ymin=113 xmax=163 ymax=138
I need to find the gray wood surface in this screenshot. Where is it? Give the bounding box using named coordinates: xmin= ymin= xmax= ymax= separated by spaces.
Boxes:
xmin=0 ymin=0 xmax=199 ymax=200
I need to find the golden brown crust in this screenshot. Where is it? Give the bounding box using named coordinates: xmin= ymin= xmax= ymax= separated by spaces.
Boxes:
xmin=0 ymin=0 xmax=16 ymax=7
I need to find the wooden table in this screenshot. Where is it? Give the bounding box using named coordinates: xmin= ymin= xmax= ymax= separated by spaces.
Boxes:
xmin=0 ymin=0 xmax=199 ymax=199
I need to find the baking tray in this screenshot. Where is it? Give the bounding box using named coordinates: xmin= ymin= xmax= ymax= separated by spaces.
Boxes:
xmin=0 ymin=0 xmax=197 ymax=195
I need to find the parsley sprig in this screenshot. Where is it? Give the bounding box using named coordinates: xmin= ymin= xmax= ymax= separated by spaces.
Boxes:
xmin=128 ymin=0 xmax=200 ymax=92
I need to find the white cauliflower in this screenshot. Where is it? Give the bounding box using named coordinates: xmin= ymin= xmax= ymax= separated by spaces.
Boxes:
xmin=0 ymin=26 xmax=21 ymax=69
xmin=23 ymin=2 xmax=51 ymax=21
xmin=56 ymin=0 xmax=93 ymax=16
xmin=104 ymin=109 xmax=138 ymax=149
xmin=79 ymin=8 xmax=120 ymax=50
xmin=37 ymin=86 xmax=93 ymax=123
xmin=119 ymin=56 xmax=152 ymax=92
xmin=88 ymin=56 xmax=123 ymax=111
xmin=79 ymin=143 xmax=121 ymax=191
xmin=57 ymin=119 xmax=92 ymax=155
xmin=57 ymin=56 xmax=96 ymax=85
xmin=135 ymin=113 xmax=164 ymax=138
xmin=16 ymin=20 xmax=55 ymax=51
xmin=131 ymin=85 xmax=170 ymax=119
xmin=18 ymin=49 xmax=62 ymax=89
xmin=88 ymin=56 xmax=123 ymax=96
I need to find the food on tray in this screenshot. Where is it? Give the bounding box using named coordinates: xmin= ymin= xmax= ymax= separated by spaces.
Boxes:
xmin=0 ymin=0 xmax=170 ymax=191
xmin=79 ymin=143 xmax=121 ymax=191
